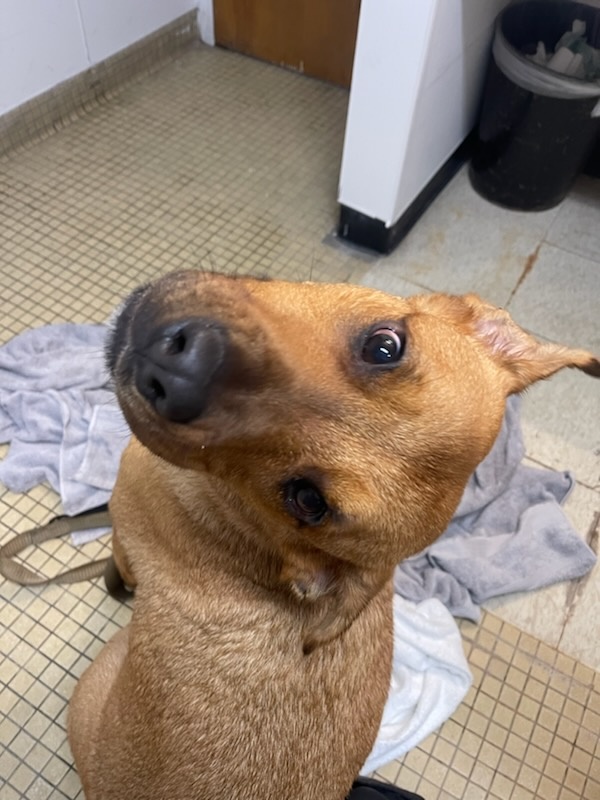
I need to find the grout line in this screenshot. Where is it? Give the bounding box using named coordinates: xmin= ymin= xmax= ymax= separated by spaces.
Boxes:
xmin=522 ymin=454 xmax=600 ymax=494
xmin=538 ymin=237 xmax=600 ymax=266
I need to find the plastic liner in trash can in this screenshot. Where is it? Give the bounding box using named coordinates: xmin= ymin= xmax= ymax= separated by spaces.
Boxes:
xmin=469 ymin=1 xmax=600 ymax=210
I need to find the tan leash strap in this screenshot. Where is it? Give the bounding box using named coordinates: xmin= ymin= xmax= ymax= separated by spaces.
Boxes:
xmin=0 ymin=508 xmax=112 ymax=586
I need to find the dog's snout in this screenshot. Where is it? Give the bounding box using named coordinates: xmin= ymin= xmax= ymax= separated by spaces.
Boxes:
xmin=132 ymin=318 xmax=227 ymax=423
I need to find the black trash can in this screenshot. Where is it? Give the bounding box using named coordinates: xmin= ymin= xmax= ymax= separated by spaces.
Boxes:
xmin=584 ymin=134 xmax=600 ymax=177
xmin=469 ymin=0 xmax=600 ymax=210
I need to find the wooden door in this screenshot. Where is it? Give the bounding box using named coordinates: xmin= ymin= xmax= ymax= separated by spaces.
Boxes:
xmin=214 ymin=0 xmax=361 ymax=88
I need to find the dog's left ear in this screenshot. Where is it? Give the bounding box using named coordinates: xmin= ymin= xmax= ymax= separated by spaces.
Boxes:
xmin=462 ymin=294 xmax=600 ymax=393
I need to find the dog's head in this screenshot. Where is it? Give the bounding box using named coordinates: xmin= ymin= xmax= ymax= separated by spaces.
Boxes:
xmin=108 ymin=270 xmax=598 ymax=649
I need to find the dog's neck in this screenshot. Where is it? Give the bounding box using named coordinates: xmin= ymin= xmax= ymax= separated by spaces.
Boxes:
xmin=149 ymin=455 xmax=396 ymax=651
xmin=158 ymin=460 xmax=287 ymax=590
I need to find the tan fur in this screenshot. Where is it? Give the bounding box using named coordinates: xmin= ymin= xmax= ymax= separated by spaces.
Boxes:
xmin=68 ymin=271 xmax=599 ymax=799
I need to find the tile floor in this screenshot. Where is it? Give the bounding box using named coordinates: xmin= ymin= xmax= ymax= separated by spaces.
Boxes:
xmin=0 ymin=41 xmax=599 ymax=800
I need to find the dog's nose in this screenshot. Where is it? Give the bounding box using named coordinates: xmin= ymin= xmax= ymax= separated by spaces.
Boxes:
xmin=131 ymin=318 xmax=227 ymax=423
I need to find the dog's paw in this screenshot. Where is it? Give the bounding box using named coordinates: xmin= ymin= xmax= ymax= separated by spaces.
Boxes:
xmin=104 ymin=557 xmax=135 ymax=601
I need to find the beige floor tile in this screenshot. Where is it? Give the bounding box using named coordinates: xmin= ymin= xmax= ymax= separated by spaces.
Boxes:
xmin=484 ymin=476 xmax=600 ymax=665
xmin=367 ymin=195 xmax=544 ymax=308
xmin=507 ymin=242 xmax=600 ymax=353
xmin=443 ymin=166 xmax=564 ymax=236
xmin=545 ymin=176 xmax=600 ymax=263
xmin=519 ymin=371 xmax=600 ymax=490
xmin=560 ymin=565 xmax=600 ymax=673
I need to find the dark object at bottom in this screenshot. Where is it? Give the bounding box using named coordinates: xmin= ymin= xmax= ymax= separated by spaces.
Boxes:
xmin=348 ymin=776 xmax=425 ymax=800
xmin=470 ymin=1 xmax=600 ymax=210
xmin=469 ymin=61 xmax=600 ymax=210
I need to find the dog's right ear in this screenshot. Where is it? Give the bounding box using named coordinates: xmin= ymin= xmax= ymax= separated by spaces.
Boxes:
xmin=460 ymin=295 xmax=600 ymax=393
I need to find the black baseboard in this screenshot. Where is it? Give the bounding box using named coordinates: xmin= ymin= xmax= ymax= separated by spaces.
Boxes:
xmin=337 ymin=134 xmax=475 ymax=255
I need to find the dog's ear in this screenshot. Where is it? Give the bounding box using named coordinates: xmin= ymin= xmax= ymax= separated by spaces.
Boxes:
xmin=461 ymin=294 xmax=600 ymax=393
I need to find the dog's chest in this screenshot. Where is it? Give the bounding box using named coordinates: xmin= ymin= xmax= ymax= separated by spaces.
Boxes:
xmin=113 ymin=584 xmax=392 ymax=799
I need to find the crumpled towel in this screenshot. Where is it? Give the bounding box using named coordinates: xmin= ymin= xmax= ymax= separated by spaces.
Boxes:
xmin=363 ymin=594 xmax=471 ymax=775
xmin=0 ymin=324 xmax=129 ymax=516
xmin=394 ymin=395 xmax=597 ymax=621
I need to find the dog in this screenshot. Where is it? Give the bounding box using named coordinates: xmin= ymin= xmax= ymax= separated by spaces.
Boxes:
xmin=68 ymin=270 xmax=599 ymax=799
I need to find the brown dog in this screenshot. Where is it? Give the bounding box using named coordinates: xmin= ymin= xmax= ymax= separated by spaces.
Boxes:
xmin=68 ymin=270 xmax=598 ymax=799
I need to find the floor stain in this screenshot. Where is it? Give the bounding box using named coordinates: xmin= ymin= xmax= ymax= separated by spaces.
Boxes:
xmin=507 ymin=241 xmax=541 ymax=304
xmin=564 ymin=511 xmax=600 ymax=624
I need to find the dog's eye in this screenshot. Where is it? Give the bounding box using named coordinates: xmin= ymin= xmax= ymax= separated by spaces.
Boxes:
xmin=283 ymin=479 xmax=328 ymax=526
xmin=362 ymin=328 xmax=405 ymax=365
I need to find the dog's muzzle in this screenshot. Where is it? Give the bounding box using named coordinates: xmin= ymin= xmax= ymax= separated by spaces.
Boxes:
xmin=128 ymin=316 xmax=228 ymax=424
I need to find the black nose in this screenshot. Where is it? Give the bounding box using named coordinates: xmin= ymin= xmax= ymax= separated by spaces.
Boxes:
xmin=131 ymin=318 xmax=227 ymax=423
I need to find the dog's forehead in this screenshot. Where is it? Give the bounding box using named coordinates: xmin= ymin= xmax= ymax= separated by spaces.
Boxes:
xmin=244 ymin=279 xmax=489 ymax=371
xmin=155 ymin=271 xmax=411 ymax=324
xmin=246 ymin=277 xmax=416 ymax=325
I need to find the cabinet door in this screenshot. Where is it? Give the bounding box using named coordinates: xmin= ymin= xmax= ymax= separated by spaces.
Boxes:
xmin=214 ymin=0 xmax=361 ymax=88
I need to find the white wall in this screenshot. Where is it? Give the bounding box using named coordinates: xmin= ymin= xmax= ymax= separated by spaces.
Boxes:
xmin=197 ymin=0 xmax=215 ymax=46
xmin=0 ymin=0 xmax=200 ymax=116
xmin=394 ymin=0 xmax=510 ymax=222
xmin=338 ymin=0 xmax=512 ymax=228
xmin=0 ymin=0 xmax=87 ymax=115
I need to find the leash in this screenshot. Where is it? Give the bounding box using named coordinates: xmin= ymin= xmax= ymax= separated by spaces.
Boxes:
xmin=0 ymin=505 xmax=112 ymax=586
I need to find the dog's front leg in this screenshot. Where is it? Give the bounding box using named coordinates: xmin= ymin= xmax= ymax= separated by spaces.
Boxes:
xmin=68 ymin=627 xmax=130 ymax=797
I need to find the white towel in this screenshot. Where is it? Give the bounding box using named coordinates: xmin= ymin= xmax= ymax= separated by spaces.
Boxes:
xmin=363 ymin=595 xmax=471 ymax=774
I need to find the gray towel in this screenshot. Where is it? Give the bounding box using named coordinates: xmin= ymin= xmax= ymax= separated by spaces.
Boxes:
xmin=0 ymin=325 xmax=595 ymax=616
xmin=0 ymin=324 xmax=128 ymax=515
xmin=394 ymin=396 xmax=596 ymax=620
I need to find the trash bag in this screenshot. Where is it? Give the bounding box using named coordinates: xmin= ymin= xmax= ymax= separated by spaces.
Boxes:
xmin=469 ymin=0 xmax=600 ymax=209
